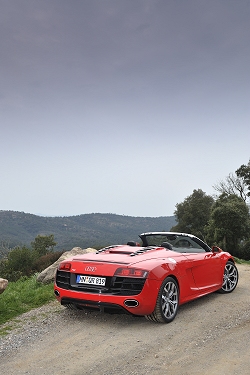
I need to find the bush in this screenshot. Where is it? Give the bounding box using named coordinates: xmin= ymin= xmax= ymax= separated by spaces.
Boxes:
xmin=33 ymin=251 xmax=63 ymax=272
xmin=0 ymin=237 xmax=62 ymax=281
xmin=0 ymin=246 xmax=36 ymax=281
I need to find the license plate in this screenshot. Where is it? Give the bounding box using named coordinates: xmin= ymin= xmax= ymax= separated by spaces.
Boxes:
xmin=76 ymin=275 xmax=106 ymax=286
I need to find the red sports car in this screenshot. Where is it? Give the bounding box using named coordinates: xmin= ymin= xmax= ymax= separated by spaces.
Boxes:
xmin=54 ymin=232 xmax=238 ymax=323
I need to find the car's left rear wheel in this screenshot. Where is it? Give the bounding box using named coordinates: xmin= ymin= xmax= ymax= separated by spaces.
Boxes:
xmin=145 ymin=276 xmax=179 ymax=323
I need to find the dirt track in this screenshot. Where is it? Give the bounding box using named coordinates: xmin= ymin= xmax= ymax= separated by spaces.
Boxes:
xmin=0 ymin=264 xmax=250 ymax=375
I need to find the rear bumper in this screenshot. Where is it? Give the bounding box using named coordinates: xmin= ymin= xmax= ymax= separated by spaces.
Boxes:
xmin=54 ymin=278 xmax=160 ymax=316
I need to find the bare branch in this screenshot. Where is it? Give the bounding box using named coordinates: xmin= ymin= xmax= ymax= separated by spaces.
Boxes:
xmin=213 ymin=173 xmax=248 ymax=202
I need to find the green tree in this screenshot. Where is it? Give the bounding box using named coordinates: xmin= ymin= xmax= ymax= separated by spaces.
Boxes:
xmin=205 ymin=194 xmax=250 ymax=255
xmin=239 ymin=240 xmax=250 ymax=261
xmin=171 ymin=189 xmax=214 ymax=239
xmin=31 ymin=234 xmax=57 ymax=257
xmin=1 ymin=235 xmax=59 ymax=281
xmin=236 ymin=159 xmax=250 ymax=198
xmin=4 ymin=246 xmax=36 ymax=280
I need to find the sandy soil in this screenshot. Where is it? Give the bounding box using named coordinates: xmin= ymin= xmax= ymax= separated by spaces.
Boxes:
xmin=0 ymin=263 xmax=250 ymax=375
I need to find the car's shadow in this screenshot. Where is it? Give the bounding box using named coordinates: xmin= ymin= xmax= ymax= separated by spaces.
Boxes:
xmin=59 ymin=291 xmax=221 ymax=327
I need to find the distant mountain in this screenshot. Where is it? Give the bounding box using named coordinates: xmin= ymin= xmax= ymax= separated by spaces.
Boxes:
xmin=0 ymin=210 xmax=176 ymax=257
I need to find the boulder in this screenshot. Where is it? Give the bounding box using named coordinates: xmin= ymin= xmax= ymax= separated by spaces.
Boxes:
xmin=36 ymin=247 xmax=96 ymax=284
xmin=0 ymin=278 xmax=8 ymax=294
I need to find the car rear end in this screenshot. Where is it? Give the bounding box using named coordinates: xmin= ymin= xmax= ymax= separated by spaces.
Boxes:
xmin=54 ymin=251 xmax=160 ymax=316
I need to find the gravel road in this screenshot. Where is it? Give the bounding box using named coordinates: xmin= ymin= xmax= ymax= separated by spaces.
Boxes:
xmin=0 ymin=263 xmax=250 ymax=375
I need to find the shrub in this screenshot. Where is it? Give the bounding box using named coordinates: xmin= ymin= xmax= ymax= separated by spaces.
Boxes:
xmin=33 ymin=251 xmax=63 ymax=272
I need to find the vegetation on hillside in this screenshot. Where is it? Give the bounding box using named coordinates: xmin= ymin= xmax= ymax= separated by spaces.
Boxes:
xmin=0 ymin=212 xmax=176 ymax=257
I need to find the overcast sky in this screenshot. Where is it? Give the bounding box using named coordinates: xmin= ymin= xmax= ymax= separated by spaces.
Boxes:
xmin=1 ymin=0 xmax=250 ymax=218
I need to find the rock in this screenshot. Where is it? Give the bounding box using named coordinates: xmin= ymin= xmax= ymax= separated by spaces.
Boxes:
xmin=0 ymin=278 xmax=8 ymax=294
xmin=36 ymin=247 xmax=96 ymax=284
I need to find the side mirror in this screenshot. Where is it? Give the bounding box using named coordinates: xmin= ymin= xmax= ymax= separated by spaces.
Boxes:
xmin=212 ymin=246 xmax=223 ymax=253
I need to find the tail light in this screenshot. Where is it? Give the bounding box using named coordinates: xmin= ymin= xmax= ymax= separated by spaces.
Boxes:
xmin=59 ymin=262 xmax=71 ymax=271
xmin=114 ymin=267 xmax=148 ymax=278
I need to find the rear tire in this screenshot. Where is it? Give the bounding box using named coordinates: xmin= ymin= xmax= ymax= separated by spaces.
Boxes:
xmin=145 ymin=276 xmax=179 ymax=323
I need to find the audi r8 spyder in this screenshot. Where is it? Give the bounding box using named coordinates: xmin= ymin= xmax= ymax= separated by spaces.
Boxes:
xmin=54 ymin=232 xmax=238 ymax=323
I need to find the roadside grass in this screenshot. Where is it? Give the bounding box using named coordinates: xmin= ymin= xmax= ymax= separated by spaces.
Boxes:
xmin=234 ymin=257 xmax=250 ymax=265
xmin=0 ymin=275 xmax=55 ymax=328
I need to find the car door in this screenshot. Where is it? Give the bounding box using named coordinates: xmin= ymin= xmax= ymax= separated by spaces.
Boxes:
xmin=183 ymin=251 xmax=223 ymax=292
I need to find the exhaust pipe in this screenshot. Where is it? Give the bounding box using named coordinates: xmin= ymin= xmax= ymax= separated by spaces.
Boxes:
xmin=124 ymin=299 xmax=139 ymax=308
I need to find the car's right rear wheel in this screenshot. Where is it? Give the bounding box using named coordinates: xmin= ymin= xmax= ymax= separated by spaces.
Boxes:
xmin=145 ymin=276 xmax=179 ymax=323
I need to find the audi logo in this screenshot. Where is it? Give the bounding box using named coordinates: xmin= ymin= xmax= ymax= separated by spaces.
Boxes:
xmin=85 ymin=266 xmax=97 ymax=272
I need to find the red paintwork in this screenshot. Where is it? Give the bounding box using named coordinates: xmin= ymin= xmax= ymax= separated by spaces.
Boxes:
xmin=54 ymin=237 xmax=235 ymax=317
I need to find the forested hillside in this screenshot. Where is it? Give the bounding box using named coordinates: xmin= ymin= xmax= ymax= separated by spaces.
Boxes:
xmin=0 ymin=211 xmax=176 ymax=257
